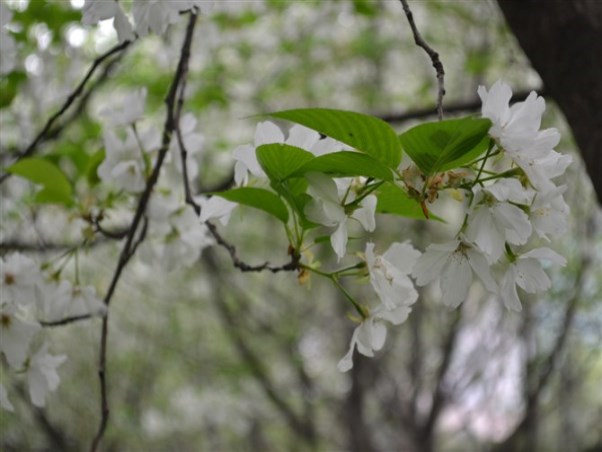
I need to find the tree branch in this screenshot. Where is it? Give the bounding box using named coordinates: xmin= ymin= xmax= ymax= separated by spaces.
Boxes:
xmin=89 ymin=13 xmax=199 ymax=452
xmin=398 ymin=0 xmax=445 ymax=120
xmin=0 ymin=40 xmax=131 ymax=183
xmin=379 ymin=89 xmax=541 ymax=124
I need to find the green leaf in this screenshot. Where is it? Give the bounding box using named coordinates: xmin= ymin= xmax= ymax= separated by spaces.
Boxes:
xmin=214 ymin=187 xmax=289 ymax=223
xmin=256 ymin=143 xmax=314 ymax=182
xmin=7 ymin=157 xmax=73 ymax=205
xmin=268 ymin=108 xmax=402 ymax=168
xmin=291 ymin=151 xmax=393 ymax=181
xmin=0 ymin=72 xmax=26 ymax=109
xmin=399 ymin=117 xmax=492 ymax=175
xmin=86 ymin=149 xmax=105 ymax=186
xmin=50 ymin=142 xmax=90 ymax=175
xmin=376 ymin=183 xmax=436 ymax=221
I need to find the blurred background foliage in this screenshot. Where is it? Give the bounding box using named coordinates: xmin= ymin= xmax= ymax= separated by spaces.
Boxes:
xmin=0 ymin=1 xmax=601 ymax=451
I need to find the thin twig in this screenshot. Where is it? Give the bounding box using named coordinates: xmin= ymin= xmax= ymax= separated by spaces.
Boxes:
xmin=399 ymin=0 xmax=445 ymax=120
xmin=379 ymin=89 xmax=541 ymax=124
xmin=205 ymin=222 xmax=300 ymax=273
xmin=89 ymin=13 xmax=199 ymax=452
xmin=40 ymin=314 xmax=94 ymax=327
xmin=0 ymin=40 xmax=131 ymax=183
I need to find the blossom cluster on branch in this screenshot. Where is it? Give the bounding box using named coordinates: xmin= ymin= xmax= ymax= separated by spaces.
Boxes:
xmin=207 ymin=81 xmax=570 ymax=371
xmin=1 ymin=252 xmax=106 ymax=411
xmin=82 ymin=0 xmax=212 ymax=42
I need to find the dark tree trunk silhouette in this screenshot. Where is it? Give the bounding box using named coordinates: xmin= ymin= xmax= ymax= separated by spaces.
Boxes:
xmin=497 ymin=0 xmax=602 ymax=203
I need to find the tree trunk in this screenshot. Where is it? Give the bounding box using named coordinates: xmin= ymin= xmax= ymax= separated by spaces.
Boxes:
xmin=497 ymin=0 xmax=602 ymax=203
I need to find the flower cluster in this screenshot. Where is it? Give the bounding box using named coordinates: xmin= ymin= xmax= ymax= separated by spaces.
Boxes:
xmin=414 ymin=81 xmax=570 ymax=312
xmin=226 ymin=81 xmax=569 ymax=372
xmin=1 ymin=253 xmax=106 ymax=411
xmin=82 ymin=0 xmax=213 ymax=42
xmin=95 ymin=87 xmax=214 ymax=270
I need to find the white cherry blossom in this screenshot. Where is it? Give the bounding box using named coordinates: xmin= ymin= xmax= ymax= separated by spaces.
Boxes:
xmin=529 ymin=184 xmax=570 ymax=240
xmin=1 ymin=253 xmax=41 ymax=305
xmin=337 ymin=242 xmax=420 ymax=372
xmin=141 ymin=201 xmax=214 ymax=270
xmin=82 ymin=0 xmax=134 ymax=43
xmin=478 ymin=81 xmax=569 ymax=191
xmin=37 ymin=278 xmax=106 ymax=322
xmin=365 ymin=241 xmax=420 ymax=311
xmin=26 ymin=343 xmax=67 ymax=407
xmin=197 ymin=196 xmax=238 ymax=226
xmin=99 ymin=88 xmax=147 ymax=127
xmin=304 ymin=173 xmax=376 ymax=260
xmin=97 ymin=129 xmax=147 ymax=193
xmin=498 ymin=248 xmax=567 ymax=311
xmin=337 ymin=314 xmax=387 ymax=372
xmin=0 ymin=302 xmax=41 ymax=370
xmin=466 ymin=179 xmax=533 ymax=263
xmin=413 ymin=239 xmax=497 ymax=308
xmin=132 ymin=0 xmax=207 ymax=37
xmin=478 ymin=81 xmax=546 ymax=153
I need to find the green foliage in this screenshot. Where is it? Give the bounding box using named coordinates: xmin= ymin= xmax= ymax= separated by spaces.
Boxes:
xmin=292 ymin=151 xmax=393 ymax=181
xmin=256 ymin=143 xmax=314 ymax=183
xmin=269 ymin=108 xmax=402 ymax=168
xmin=12 ymin=1 xmax=80 ymax=43
xmin=351 ymin=0 xmax=379 ymax=16
xmin=0 ymin=71 xmax=26 ymax=109
xmin=86 ymin=149 xmax=105 ymax=186
xmin=376 ymin=182 xmax=433 ymax=220
xmin=7 ymin=157 xmax=73 ymax=206
xmin=214 ymin=187 xmax=289 ymax=223
xmin=399 ymin=117 xmax=491 ymax=175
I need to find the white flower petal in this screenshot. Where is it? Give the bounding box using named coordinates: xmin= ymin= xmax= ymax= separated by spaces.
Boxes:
xmin=492 ymin=203 xmax=532 ymax=245
xmin=330 ymin=221 xmax=348 ymax=261
xmin=467 ymin=248 xmax=498 ymax=293
xmin=286 ymin=125 xmax=320 ymax=150
xmin=440 ymin=252 xmax=472 ymax=307
xmin=466 ymin=208 xmax=504 ymax=263
xmin=352 ymin=195 xmax=376 ymax=232
xmin=521 ymin=247 xmax=567 ymax=266
xmin=255 ymin=121 xmax=284 ymax=146
xmin=514 ymin=259 xmax=550 ymax=293
xmin=412 ymin=241 xmax=457 ymax=286
xmin=382 ymin=241 xmax=421 ymax=275
xmin=500 ymin=265 xmax=522 ymax=311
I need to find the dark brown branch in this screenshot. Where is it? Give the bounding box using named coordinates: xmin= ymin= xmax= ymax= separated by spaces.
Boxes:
xmin=40 ymin=314 xmax=94 ymax=327
xmin=0 ymin=239 xmax=99 ymax=253
xmin=379 ymin=89 xmax=541 ymax=124
xmin=399 ymin=0 xmax=445 ymax=120
xmin=89 ymin=13 xmax=199 ymax=452
xmin=174 ymin=90 xmax=297 ymax=274
xmin=205 ymin=221 xmax=301 ymax=273
xmin=0 ymin=48 xmax=126 ymax=161
xmin=0 ymin=40 xmax=131 ymax=183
